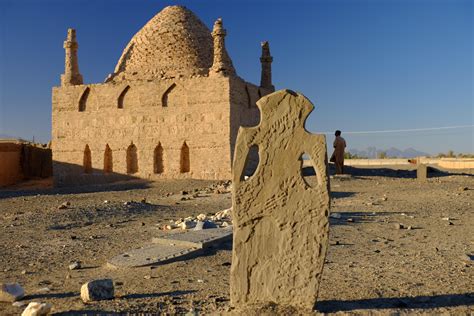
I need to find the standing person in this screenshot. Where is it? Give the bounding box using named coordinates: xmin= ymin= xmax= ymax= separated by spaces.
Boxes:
xmin=331 ymin=130 xmax=346 ymax=174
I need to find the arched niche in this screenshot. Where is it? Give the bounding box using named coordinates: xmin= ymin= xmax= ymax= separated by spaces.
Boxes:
xmin=180 ymin=142 xmax=190 ymax=173
xmin=154 ymin=142 xmax=164 ymax=174
xmin=83 ymin=144 xmax=92 ymax=173
xmin=126 ymin=143 xmax=138 ymax=174
xmin=104 ymin=144 xmax=113 ymax=173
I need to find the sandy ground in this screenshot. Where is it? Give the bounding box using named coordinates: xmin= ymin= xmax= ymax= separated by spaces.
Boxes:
xmin=0 ymin=166 xmax=473 ymax=315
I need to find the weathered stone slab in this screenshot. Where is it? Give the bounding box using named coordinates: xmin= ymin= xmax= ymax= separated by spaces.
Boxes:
xmin=230 ymin=90 xmax=330 ymax=310
xmin=108 ymin=227 xmax=232 ymax=268
xmin=108 ymin=243 xmax=198 ymax=268
xmin=152 ymin=226 xmax=232 ymax=248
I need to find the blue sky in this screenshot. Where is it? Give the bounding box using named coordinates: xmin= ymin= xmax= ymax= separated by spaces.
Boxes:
xmin=0 ymin=0 xmax=472 ymax=154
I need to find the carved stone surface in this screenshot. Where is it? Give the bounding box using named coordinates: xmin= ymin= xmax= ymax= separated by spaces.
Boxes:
xmin=230 ymin=89 xmax=330 ymax=310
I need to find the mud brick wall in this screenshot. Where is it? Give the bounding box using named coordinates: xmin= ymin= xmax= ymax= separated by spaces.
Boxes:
xmin=0 ymin=143 xmax=52 ymax=187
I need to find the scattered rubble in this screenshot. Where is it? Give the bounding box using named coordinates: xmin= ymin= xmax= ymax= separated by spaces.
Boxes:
xmin=159 ymin=207 xmax=233 ymax=231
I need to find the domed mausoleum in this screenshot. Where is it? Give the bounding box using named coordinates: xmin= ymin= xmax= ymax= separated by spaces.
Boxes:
xmin=52 ymin=6 xmax=274 ymax=186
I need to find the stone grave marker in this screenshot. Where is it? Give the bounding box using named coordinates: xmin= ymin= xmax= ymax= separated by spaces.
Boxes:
xmin=230 ymin=89 xmax=330 ymax=310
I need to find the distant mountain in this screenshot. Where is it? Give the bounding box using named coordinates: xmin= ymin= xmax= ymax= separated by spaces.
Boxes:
xmin=348 ymin=147 xmax=429 ymax=158
xmin=0 ymin=134 xmax=28 ymax=141
xmin=0 ymin=133 xmax=15 ymax=139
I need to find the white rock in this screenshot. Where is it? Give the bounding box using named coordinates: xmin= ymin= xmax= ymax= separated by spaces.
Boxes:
xmin=196 ymin=213 xmax=207 ymax=221
xmin=80 ymin=279 xmax=114 ymax=302
xmin=21 ymin=302 xmax=52 ymax=316
xmin=68 ymin=261 xmax=81 ymax=270
xmin=0 ymin=283 xmax=24 ymax=302
xmin=330 ymin=213 xmax=342 ymax=219
xmin=13 ymin=301 xmax=27 ymax=307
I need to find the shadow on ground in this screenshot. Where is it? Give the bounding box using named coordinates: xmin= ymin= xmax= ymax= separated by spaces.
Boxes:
xmin=316 ymin=293 xmax=474 ymax=312
xmin=24 ymin=292 xmax=78 ymax=300
xmin=0 ymin=179 xmax=152 ymax=200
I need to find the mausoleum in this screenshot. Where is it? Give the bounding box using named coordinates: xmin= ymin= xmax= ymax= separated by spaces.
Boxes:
xmin=52 ymin=5 xmax=274 ymax=185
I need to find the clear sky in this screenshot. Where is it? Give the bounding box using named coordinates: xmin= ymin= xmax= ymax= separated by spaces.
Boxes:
xmin=0 ymin=0 xmax=472 ymax=155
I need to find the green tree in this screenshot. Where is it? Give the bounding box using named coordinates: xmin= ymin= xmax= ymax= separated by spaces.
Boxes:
xmin=378 ymin=151 xmax=387 ymax=159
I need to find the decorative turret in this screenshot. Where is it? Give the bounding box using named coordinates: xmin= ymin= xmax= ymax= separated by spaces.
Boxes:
xmin=61 ymin=28 xmax=83 ymax=86
xmin=260 ymin=41 xmax=274 ymax=91
xmin=210 ymin=18 xmax=236 ymax=77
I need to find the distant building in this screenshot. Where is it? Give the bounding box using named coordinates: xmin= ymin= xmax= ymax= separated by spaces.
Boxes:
xmin=52 ymin=6 xmax=274 ymax=186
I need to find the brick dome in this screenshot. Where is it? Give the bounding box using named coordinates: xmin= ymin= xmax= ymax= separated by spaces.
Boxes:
xmin=109 ymin=6 xmax=213 ymax=82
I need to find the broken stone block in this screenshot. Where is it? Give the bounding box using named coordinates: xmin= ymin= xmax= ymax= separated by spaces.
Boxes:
xmin=21 ymin=302 xmax=52 ymax=316
xmin=0 ymin=283 xmax=24 ymax=302
xmin=80 ymin=279 xmax=114 ymax=302
xmin=230 ymin=90 xmax=330 ymax=310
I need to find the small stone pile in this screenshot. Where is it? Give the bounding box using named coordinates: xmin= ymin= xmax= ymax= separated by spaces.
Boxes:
xmin=203 ymin=180 xmax=232 ymax=194
xmin=161 ymin=207 xmax=232 ymax=230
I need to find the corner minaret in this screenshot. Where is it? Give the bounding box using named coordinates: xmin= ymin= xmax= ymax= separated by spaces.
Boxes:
xmin=260 ymin=41 xmax=274 ymax=91
xmin=61 ymin=28 xmax=83 ymax=86
xmin=210 ymin=18 xmax=236 ymax=77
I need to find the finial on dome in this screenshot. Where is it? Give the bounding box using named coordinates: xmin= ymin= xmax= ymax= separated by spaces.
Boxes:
xmin=260 ymin=41 xmax=274 ymax=91
xmin=210 ymin=18 xmax=236 ymax=77
xmin=61 ymin=28 xmax=83 ymax=86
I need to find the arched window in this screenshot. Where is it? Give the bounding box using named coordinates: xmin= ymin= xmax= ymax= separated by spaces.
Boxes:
xmin=104 ymin=144 xmax=113 ymax=173
xmin=154 ymin=143 xmax=164 ymax=174
xmin=79 ymin=87 xmax=90 ymax=112
xmin=162 ymin=83 xmax=176 ymax=107
xmin=83 ymin=144 xmax=92 ymax=173
xmin=117 ymin=85 xmax=130 ymax=109
xmin=180 ymin=142 xmax=190 ymax=173
xmin=126 ymin=143 xmax=138 ymax=174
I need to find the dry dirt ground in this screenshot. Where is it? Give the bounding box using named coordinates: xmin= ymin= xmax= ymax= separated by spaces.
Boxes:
xmin=0 ymin=166 xmax=473 ymax=315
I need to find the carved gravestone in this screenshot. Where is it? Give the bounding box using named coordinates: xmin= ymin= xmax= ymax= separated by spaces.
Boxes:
xmin=230 ymin=89 xmax=330 ymax=310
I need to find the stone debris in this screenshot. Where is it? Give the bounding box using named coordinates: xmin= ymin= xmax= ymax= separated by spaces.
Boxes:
xmin=194 ymin=220 xmax=218 ymax=230
xmin=21 ymin=302 xmax=52 ymax=316
xmin=330 ymin=212 xmax=342 ymax=219
xmin=0 ymin=282 xmax=24 ymax=302
xmin=12 ymin=301 xmax=27 ymax=307
xmin=230 ymin=90 xmax=330 ymax=310
xmin=179 ymin=221 xmax=196 ymax=230
xmin=80 ymin=279 xmax=114 ymax=302
xmin=394 ymin=223 xmax=404 ymax=230
xmin=58 ymin=201 xmax=70 ymax=209
xmin=68 ymin=261 xmax=81 ymax=270
xmin=160 ymin=207 xmax=233 ymax=231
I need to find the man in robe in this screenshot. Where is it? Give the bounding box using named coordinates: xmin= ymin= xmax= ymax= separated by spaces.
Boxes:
xmin=331 ymin=130 xmax=346 ymax=174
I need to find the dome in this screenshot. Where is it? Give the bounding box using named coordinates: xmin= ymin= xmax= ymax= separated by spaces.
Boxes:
xmin=109 ymin=6 xmax=213 ymax=82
